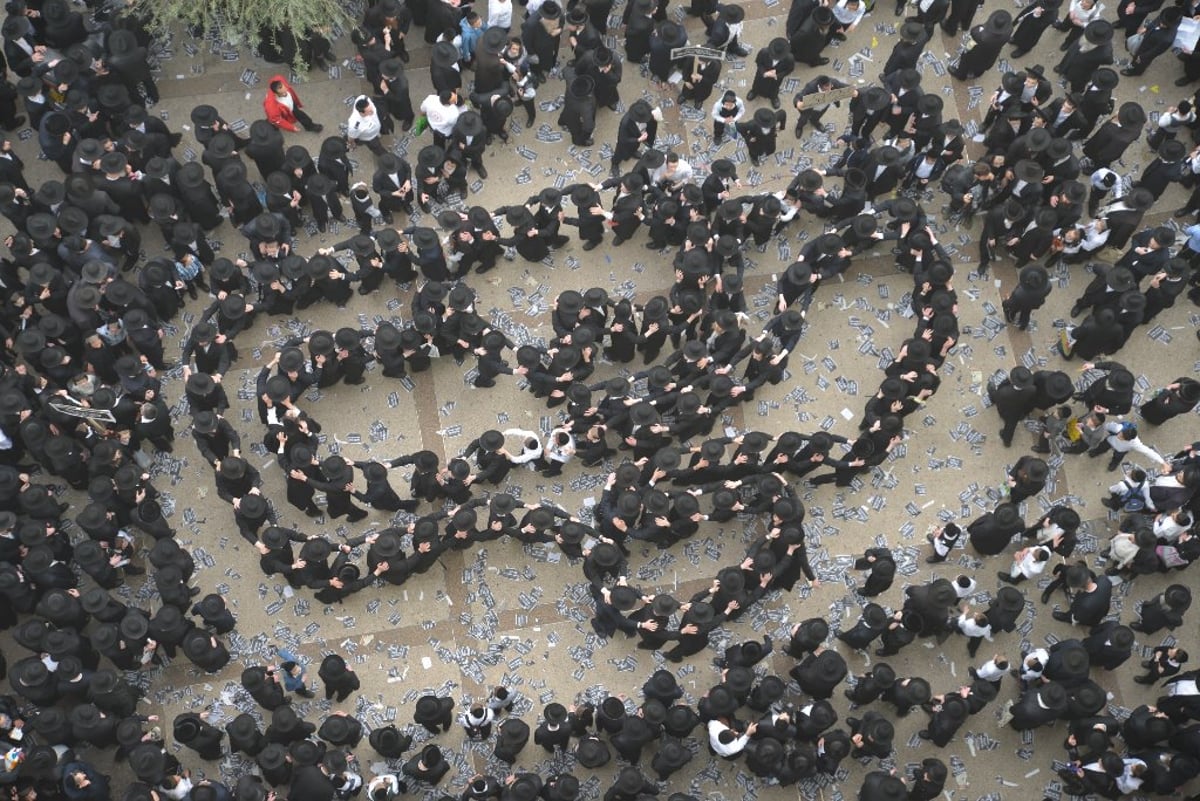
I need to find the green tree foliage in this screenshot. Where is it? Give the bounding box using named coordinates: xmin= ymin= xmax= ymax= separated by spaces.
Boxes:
xmin=131 ymin=0 xmax=350 ymax=67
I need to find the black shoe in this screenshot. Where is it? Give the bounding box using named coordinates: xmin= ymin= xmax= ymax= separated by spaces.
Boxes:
xmin=476 ymin=165 xmax=488 ymax=179
xmin=998 ymin=572 xmax=1020 ymax=584
xmin=770 ymin=96 xmax=780 ymax=110
xmin=747 ymin=90 xmax=758 ymax=100
xmin=2 ymin=116 xmax=24 ymax=130
xmin=1011 ymin=48 xmax=1028 ymax=58
xmin=305 ymin=506 xmax=323 ymax=518
xmin=1134 ymin=675 xmax=1155 ymax=684
xmin=1051 ymin=610 xmax=1071 ymax=623
xmin=1120 ymin=68 xmax=1140 ymax=76
xmin=123 ymin=564 xmax=145 ymax=575
xmin=1176 ymin=76 xmax=1194 ymax=87
xmin=1040 ymin=588 xmax=1054 ymax=604
xmin=918 ymin=730 xmax=931 ymax=740
xmin=582 ymin=239 xmax=601 ymax=251
xmin=309 ymin=123 xmax=324 ymax=133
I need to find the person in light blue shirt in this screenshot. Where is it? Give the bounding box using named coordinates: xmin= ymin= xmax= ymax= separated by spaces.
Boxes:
xmin=1181 ymin=222 xmax=1200 ymax=258
xmin=459 ymin=12 xmax=485 ymax=65
xmin=276 ymin=647 xmax=315 ymax=697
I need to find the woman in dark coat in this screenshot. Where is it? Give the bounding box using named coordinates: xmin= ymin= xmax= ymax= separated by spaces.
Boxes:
xmin=949 ymin=10 xmax=1013 ymax=79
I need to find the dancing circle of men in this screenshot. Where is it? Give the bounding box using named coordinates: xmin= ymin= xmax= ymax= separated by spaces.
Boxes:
xmin=3 ymin=0 xmax=1200 ymax=800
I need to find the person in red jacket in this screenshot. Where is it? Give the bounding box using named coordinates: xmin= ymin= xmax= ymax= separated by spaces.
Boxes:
xmin=263 ymin=75 xmax=323 ymax=133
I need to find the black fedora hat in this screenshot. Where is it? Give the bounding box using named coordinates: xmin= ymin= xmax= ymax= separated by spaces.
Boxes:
xmin=984 ymin=9 xmax=1013 ymax=34
xmin=576 ymin=737 xmax=610 ymax=767
xmin=1018 ymin=265 xmax=1049 ymax=291
xmin=656 ymin=20 xmax=687 ymax=47
xmin=1084 ymin=18 xmax=1113 ymax=44
xmin=1106 ymin=266 xmax=1136 ymax=293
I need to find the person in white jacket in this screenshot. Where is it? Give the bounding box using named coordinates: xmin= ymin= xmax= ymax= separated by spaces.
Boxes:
xmin=503 ymin=428 xmax=543 ymax=466
xmin=708 ymin=718 xmax=756 ymax=757
xmin=711 ymin=90 xmax=745 ymax=144
xmin=419 ymin=89 xmax=462 ymax=148
xmin=347 ymin=96 xmax=386 ymax=155
xmin=1089 ymin=418 xmax=1166 ymax=471
xmin=542 ymin=428 xmax=576 ymax=477
xmin=999 ymin=545 xmax=1052 ymax=584
xmin=366 ymin=774 xmax=404 ymax=801
xmin=1154 ymin=509 xmax=1193 ymax=542
xmin=955 ymin=604 xmax=993 ymax=657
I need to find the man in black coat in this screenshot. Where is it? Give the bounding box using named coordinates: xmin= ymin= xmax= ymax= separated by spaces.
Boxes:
xmin=790 ymin=649 xmax=848 ymax=699
xmin=948 ymin=10 xmax=1011 ymax=79
xmin=1160 ymin=670 xmax=1200 ymax=722
xmin=1052 ymin=572 xmax=1113 ymax=625
xmin=1082 ymin=621 xmax=1135 ymax=670
xmin=845 ymin=663 xmax=896 ymax=705
xmin=988 ymin=365 xmax=1038 ymax=446
xmin=1083 ymin=103 xmax=1144 ymax=169
xmin=736 ymin=108 xmax=786 ymax=166
xmin=908 ymin=758 xmax=948 ymax=801
xmin=858 ymin=770 xmax=907 ymax=801
xmin=611 ymin=100 xmax=658 ymax=177
xmin=1132 ymin=585 xmax=1191 ymax=633
xmin=663 ymin=601 xmax=731 ymax=662
xmin=748 ymin=38 xmax=795 ymax=108
xmin=978 ymin=197 xmax=1024 ymax=275
xmin=1003 ymin=265 xmax=1052 ymax=331
xmin=1009 ymin=682 xmax=1068 ymax=729
xmin=1122 ymin=6 xmax=1182 ymax=74
xmin=793 ymin=74 xmax=851 ymax=138
xmin=603 ymin=768 xmax=657 ymax=801
xmin=1076 ymin=362 xmax=1135 ymax=415
xmin=968 ymin=502 xmax=1025 ymax=556
xmin=883 ymin=22 xmax=927 ymax=76
xmin=1057 ymin=21 xmax=1115 ymax=92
